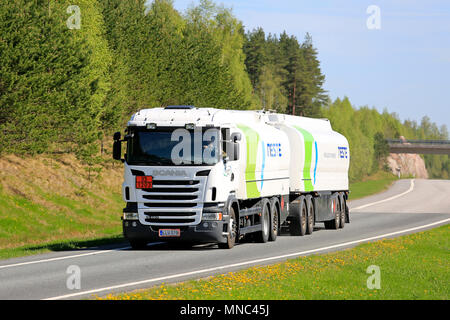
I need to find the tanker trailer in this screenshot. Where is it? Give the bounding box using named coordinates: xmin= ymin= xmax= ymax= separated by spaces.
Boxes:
xmin=263 ymin=112 xmax=350 ymax=236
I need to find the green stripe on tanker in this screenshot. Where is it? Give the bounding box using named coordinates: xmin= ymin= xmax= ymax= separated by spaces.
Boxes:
xmin=293 ymin=126 xmax=315 ymax=192
xmin=237 ymin=124 xmax=261 ymax=198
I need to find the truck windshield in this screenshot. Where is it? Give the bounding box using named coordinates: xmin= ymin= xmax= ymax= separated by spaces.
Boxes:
xmin=126 ymin=127 xmax=220 ymax=166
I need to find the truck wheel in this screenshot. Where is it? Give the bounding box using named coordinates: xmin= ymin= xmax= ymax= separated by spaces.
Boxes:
xmin=305 ymin=195 xmax=315 ymax=235
xmin=289 ymin=196 xmax=307 ymax=236
xmin=129 ymin=240 xmax=148 ymax=250
xmin=269 ymin=198 xmax=280 ymax=241
xmin=325 ymin=196 xmax=340 ymax=230
xmin=338 ymin=193 xmax=345 ymax=229
xmin=256 ymin=199 xmax=270 ymax=243
xmin=343 ymin=194 xmax=350 ymax=223
xmin=218 ymin=206 xmax=237 ymax=249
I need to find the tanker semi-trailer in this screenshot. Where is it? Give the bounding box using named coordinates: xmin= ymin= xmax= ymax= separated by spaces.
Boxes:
xmin=112 ymin=105 xmax=350 ymax=249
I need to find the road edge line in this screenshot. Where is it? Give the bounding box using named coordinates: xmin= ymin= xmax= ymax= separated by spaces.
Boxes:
xmin=351 ymin=179 xmax=415 ymax=211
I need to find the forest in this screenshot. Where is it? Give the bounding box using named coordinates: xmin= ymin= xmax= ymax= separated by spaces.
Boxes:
xmin=0 ymin=0 xmax=448 ymax=181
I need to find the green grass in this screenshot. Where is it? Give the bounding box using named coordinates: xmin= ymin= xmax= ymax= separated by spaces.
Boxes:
xmin=349 ymin=172 xmax=398 ymax=200
xmin=0 ymin=235 xmax=126 ymax=260
xmin=0 ymin=188 xmax=124 ymax=259
xmin=0 ymin=155 xmax=125 ymax=260
xmin=100 ymin=225 xmax=449 ymax=300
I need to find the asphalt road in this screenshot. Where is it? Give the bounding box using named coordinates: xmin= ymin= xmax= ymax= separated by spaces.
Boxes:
xmin=0 ymin=179 xmax=449 ymax=300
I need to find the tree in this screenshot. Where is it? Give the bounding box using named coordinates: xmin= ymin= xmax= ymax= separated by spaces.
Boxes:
xmin=185 ymin=0 xmax=254 ymax=109
xmin=0 ymin=0 xmax=112 ymax=157
xmin=278 ymin=32 xmax=303 ymax=115
xmin=257 ymin=65 xmax=288 ymax=112
xmin=244 ymin=28 xmax=268 ymax=89
xmin=244 ymin=31 xmax=326 ymax=116
xmin=297 ymin=33 xmax=327 ymax=116
xmin=99 ymin=0 xmax=149 ymax=127
xmin=373 ymin=132 xmax=390 ymax=171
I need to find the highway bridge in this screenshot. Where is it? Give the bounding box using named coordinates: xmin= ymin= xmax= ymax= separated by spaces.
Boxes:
xmin=387 ymin=139 xmax=450 ymax=155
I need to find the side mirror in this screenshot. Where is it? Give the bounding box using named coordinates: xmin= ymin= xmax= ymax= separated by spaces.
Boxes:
xmin=113 ymin=141 xmax=122 ymax=161
xmin=113 ymin=132 xmax=122 ymax=161
xmin=231 ymin=132 xmax=241 ymax=143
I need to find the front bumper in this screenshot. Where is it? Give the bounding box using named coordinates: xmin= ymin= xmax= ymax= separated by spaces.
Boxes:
xmin=123 ymin=219 xmax=229 ymax=244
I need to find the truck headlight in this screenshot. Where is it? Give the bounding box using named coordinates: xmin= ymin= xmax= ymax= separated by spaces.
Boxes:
xmin=123 ymin=212 xmax=139 ymax=220
xmin=202 ymin=212 xmax=223 ymax=221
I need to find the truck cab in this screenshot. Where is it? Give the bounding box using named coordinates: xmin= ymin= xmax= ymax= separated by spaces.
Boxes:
xmin=114 ymin=106 xmax=243 ymax=249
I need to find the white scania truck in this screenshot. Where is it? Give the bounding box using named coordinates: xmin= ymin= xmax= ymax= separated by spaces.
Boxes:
xmin=113 ymin=105 xmax=350 ymax=249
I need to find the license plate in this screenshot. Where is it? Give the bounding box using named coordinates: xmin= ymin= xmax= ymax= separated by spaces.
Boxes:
xmin=136 ymin=176 xmax=153 ymax=189
xmin=158 ymin=229 xmax=181 ymax=238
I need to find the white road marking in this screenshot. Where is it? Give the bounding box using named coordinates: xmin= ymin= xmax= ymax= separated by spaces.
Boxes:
xmin=0 ymin=242 xmax=169 ymax=270
xmin=351 ymin=179 xmax=415 ymax=211
xmin=44 ymin=217 xmax=450 ymax=300
xmin=0 ymin=247 xmax=131 ymax=270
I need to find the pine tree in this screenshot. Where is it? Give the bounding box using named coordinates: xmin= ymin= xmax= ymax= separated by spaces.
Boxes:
xmin=244 ymin=28 xmax=268 ymax=89
xmin=278 ymin=32 xmax=303 ymax=115
xmin=298 ymin=33 xmax=327 ymax=117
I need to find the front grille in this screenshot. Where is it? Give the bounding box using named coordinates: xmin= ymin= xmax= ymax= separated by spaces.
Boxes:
xmin=143 ymin=187 xmax=199 ymax=193
xmin=151 ymin=180 xmax=199 ymax=185
xmin=145 ymin=211 xmax=197 ymax=217
xmin=144 ymin=211 xmax=197 ymax=223
xmin=145 ymin=211 xmax=196 ymax=223
xmin=143 ymin=195 xmax=197 ymax=201
xmin=138 ymin=178 xmax=204 ymax=226
xmin=146 ymin=218 xmax=196 ymax=224
xmin=144 ymin=203 xmax=197 ymax=208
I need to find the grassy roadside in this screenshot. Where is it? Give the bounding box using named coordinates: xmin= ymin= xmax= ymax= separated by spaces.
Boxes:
xmin=100 ymin=224 xmax=449 ymax=300
xmin=0 ymin=154 xmax=124 ymax=260
xmin=348 ymin=171 xmax=398 ymax=201
xmin=0 ymin=234 xmax=126 ymax=260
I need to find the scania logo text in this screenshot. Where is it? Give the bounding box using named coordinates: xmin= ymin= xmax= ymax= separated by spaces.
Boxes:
xmin=152 ymin=170 xmax=188 ymax=177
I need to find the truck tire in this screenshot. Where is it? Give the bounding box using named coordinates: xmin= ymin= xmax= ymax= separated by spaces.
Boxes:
xmin=129 ymin=240 xmax=148 ymax=250
xmin=256 ymin=199 xmax=270 ymax=243
xmin=338 ymin=193 xmax=345 ymax=229
xmin=344 ymin=194 xmax=350 ymax=223
xmin=324 ymin=196 xmax=340 ymax=230
xmin=305 ymin=195 xmax=315 ymax=235
xmin=269 ymin=197 xmax=280 ymax=242
xmin=289 ymin=196 xmax=307 ymax=236
xmin=219 ymin=206 xmax=237 ymax=249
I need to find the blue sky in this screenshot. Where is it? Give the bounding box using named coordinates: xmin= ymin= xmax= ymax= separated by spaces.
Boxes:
xmin=168 ymin=0 xmax=450 ymax=131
